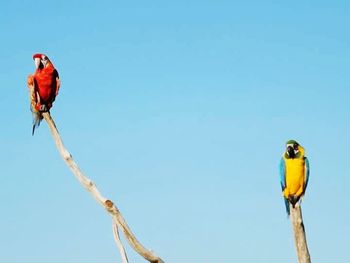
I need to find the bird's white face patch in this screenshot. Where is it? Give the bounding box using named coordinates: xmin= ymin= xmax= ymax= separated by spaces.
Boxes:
xmin=34 ymin=57 xmax=41 ymax=69
xmin=286 ymin=143 xmax=299 ymax=155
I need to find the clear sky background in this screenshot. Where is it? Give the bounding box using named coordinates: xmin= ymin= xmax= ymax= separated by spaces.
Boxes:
xmin=1 ymin=1 xmax=349 ymax=262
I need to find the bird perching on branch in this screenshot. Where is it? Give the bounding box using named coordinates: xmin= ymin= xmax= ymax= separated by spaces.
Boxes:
xmin=27 ymin=53 xmax=60 ymax=135
xmin=25 ymin=54 xmax=164 ymax=263
xmin=279 ymin=140 xmax=310 ymax=215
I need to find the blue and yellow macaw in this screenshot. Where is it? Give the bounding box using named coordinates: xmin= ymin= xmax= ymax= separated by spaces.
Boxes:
xmin=279 ymin=140 xmax=310 ymax=215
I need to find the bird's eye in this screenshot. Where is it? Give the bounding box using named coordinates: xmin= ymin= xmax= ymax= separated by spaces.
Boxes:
xmin=293 ymin=143 xmax=299 ymax=150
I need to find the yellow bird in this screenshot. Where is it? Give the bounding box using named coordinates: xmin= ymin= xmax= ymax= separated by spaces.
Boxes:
xmin=279 ymin=140 xmax=310 ymax=215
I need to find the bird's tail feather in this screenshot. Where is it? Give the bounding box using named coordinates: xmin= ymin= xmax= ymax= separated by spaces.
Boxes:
xmin=31 ymin=106 xmax=43 ymax=136
xmin=284 ymin=198 xmax=290 ymax=216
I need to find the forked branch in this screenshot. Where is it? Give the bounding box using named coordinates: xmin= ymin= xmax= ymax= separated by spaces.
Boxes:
xmin=42 ymin=112 xmax=164 ymax=263
xmin=113 ymin=220 xmax=129 ymax=263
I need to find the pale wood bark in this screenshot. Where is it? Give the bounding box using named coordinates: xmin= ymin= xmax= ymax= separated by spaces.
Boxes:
xmin=290 ymin=204 xmax=311 ymax=263
xmin=42 ymin=112 xmax=164 ymax=263
xmin=112 ymin=221 xmax=129 ymax=263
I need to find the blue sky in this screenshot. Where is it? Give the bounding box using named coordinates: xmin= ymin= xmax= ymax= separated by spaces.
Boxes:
xmin=1 ymin=1 xmax=349 ymax=262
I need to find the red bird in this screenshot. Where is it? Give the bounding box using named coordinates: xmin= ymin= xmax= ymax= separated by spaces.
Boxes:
xmin=27 ymin=53 xmax=60 ymax=135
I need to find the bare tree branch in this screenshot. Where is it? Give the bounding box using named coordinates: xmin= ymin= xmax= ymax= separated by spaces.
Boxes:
xmin=42 ymin=112 xmax=164 ymax=263
xmin=112 ymin=221 xmax=129 ymax=263
xmin=290 ymin=204 xmax=311 ymax=263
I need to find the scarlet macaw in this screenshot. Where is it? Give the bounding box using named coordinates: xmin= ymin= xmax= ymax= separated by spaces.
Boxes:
xmin=27 ymin=53 xmax=60 ymax=135
xmin=279 ymin=140 xmax=310 ymax=215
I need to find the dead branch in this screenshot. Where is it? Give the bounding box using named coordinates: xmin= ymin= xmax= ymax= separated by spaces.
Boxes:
xmin=290 ymin=204 xmax=311 ymax=263
xmin=112 ymin=220 xmax=129 ymax=263
xmin=42 ymin=112 xmax=164 ymax=263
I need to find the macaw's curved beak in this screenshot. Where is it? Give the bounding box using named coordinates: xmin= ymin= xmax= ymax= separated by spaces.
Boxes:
xmin=34 ymin=57 xmax=41 ymax=69
xmin=287 ymin=146 xmax=295 ymax=158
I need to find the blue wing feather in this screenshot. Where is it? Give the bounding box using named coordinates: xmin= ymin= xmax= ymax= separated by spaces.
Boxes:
xmin=279 ymin=158 xmax=286 ymax=191
xmin=304 ymin=157 xmax=310 ymax=193
xmin=279 ymin=158 xmax=290 ymax=216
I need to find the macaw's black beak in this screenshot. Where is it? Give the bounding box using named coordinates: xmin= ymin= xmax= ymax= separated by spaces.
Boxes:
xmin=287 ymin=146 xmax=295 ymax=158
